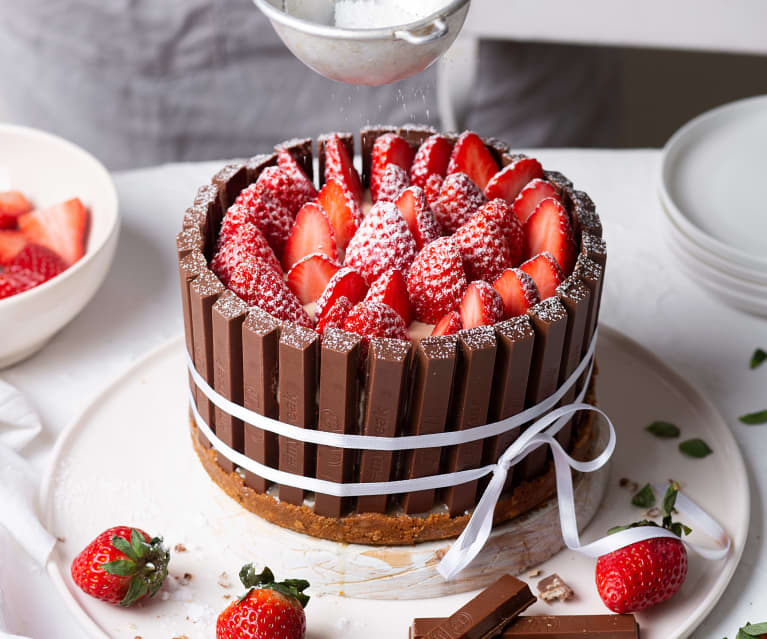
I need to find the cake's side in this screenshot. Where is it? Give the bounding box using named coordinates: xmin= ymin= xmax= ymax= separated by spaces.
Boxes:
xmin=176 ymin=127 xmax=607 ymax=543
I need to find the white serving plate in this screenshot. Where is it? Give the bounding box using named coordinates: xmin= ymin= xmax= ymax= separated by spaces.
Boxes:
xmin=40 ymin=327 xmax=748 ymax=639
xmin=659 ymin=95 xmax=767 ymax=274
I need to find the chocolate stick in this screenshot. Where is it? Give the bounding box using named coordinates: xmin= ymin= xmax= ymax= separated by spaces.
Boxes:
xmin=314 ymin=329 xmax=362 ymax=518
xmin=176 ymin=226 xmax=204 ymax=261
xmin=245 ymin=153 xmax=278 ymax=185
xmin=574 ymin=255 xmax=604 ymax=359
xmin=212 ymin=291 xmax=249 ymax=473
xmin=277 ymin=323 xmax=319 ymax=506
xmin=212 ymin=163 xmax=248 ymax=216
xmin=520 ymin=299 xmax=568 ymax=480
xmin=554 ymin=277 xmax=591 ymax=451
xmin=242 ymin=308 xmax=281 ymax=493
xmin=411 ymin=614 xmax=638 ymax=639
xmin=189 ymin=269 xmax=225 ymax=447
xmin=275 ymin=137 xmax=313 ymax=181
xmin=356 ymin=338 xmax=412 ymax=514
xmin=442 ymin=326 xmax=498 ymax=517
xmin=397 ymin=123 xmax=437 ymax=149
xmin=191 ymin=184 xmax=221 ymax=258
xmin=400 ymin=336 xmax=458 ymax=515
xmin=580 ymin=233 xmax=606 ymax=268
xmin=484 ymin=316 xmax=536 ymax=490
xmin=421 ymin=574 xmax=536 ymax=639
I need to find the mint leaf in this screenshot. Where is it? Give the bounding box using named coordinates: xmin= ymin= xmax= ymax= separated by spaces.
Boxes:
xmin=646 ymin=420 xmax=680 ymax=438
xmin=632 ymin=483 xmax=655 ymax=508
xmin=680 ymin=438 xmax=713 ymax=458
xmin=742 ymin=621 xmax=767 ymax=635
xmin=750 ymin=348 xmax=767 ymax=369
xmin=739 ymin=410 xmax=767 ymax=425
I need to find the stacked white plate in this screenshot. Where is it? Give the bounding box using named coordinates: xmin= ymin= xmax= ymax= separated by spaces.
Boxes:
xmin=659 ymin=95 xmax=767 ymax=316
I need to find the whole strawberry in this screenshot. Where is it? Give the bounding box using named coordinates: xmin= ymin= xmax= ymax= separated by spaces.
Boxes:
xmin=70 ymin=526 xmax=169 ymax=606
xmin=596 ymin=483 xmax=690 ymax=613
xmin=217 ymin=564 xmax=309 ymax=639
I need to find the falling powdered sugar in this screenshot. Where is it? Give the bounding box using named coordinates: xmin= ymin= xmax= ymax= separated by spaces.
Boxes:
xmin=334 ymin=0 xmax=450 ymax=29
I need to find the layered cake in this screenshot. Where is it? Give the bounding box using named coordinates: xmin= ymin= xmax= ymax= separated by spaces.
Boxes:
xmin=177 ymin=125 xmax=606 ymax=546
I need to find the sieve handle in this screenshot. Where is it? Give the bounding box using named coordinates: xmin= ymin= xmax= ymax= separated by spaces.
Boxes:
xmin=394 ymin=17 xmax=448 ymax=44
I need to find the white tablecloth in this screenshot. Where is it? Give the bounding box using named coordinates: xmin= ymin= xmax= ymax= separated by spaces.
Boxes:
xmin=2 ymin=150 xmax=766 ymax=637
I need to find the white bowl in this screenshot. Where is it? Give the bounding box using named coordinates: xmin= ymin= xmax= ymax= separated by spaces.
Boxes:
xmin=0 ymin=124 xmax=119 ymax=368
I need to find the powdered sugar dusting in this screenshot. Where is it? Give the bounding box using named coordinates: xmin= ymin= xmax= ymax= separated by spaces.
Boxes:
xmin=334 ymin=0 xmax=450 ymax=28
xmin=531 ymin=296 xmax=567 ymax=323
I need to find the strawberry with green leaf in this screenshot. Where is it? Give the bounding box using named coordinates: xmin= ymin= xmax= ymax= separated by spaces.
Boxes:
xmin=70 ymin=526 xmax=169 ymax=606
xmin=217 ymin=564 xmax=309 ymax=639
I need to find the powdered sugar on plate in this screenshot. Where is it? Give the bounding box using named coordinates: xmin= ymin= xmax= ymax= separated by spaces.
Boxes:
xmin=334 ymin=0 xmax=450 ymax=29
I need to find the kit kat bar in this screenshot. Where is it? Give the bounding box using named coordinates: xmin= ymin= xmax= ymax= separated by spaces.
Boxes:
xmin=314 ymin=329 xmax=362 ymax=518
xmin=275 ymin=137 xmax=313 ymax=181
xmin=484 ymin=316 xmax=535 ymax=489
xmin=318 ymin=131 xmax=354 ymax=186
xmin=411 ymin=614 xmax=638 ymax=639
xmin=542 ymin=170 xmax=573 ymax=192
xmin=397 ymin=123 xmax=437 ymax=149
xmin=574 ymin=255 xmax=604 ymax=358
xmin=191 ymin=183 xmax=221 ymax=257
xmin=360 ymin=125 xmax=396 ymax=186
xmin=356 ymin=338 xmax=411 ymax=513
xmin=421 ymin=574 xmax=536 ymax=639
xmin=190 ymin=269 xmax=225 ymax=445
xmin=242 ymin=308 xmax=281 ymax=493
xmin=483 ymin=137 xmax=510 ymax=168
xmin=554 ymin=277 xmax=591 ymax=450
xmin=565 ymin=189 xmax=603 ymax=240
xmin=179 ymin=250 xmax=207 ymax=363
xmin=580 ymin=233 xmax=606 ymax=268
xmin=520 ymin=299 xmax=568 ymax=480
xmin=400 ymin=336 xmax=458 ymax=515
xmin=212 ymin=162 xmax=248 ymax=215
xmin=176 ymin=226 xmax=204 ymax=261
xmin=246 ymin=153 xmax=278 ymax=185
xmin=212 ymin=291 xmax=249 ymax=473
xmin=277 ymin=323 xmax=319 ymax=505
xmin=442 ymin=326 xmax=498 ymax=516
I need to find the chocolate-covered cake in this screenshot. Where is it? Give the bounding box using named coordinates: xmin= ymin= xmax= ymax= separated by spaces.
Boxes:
xmin=177 ymin=125 xmax=606 ymax=546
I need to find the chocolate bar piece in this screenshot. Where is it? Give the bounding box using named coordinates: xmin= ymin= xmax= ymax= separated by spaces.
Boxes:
xmin=565 ymin=189 xmax=602 ymax=240
xmin=360 ymin=125 xmax=396 ymax=186
xmin=554 ymin=277 xmax=591 ymax=450
xmin=580 ymin=233 xmax=606 ymax=268
xmin=356 ymin=338 xmax=411 ymax=513
xmin=411 ymin=615 xmax=638 ymax=639
xmin=245 ymin=153 xmax=278 ymax=185
xmin=242 ymin=308 xmax=281 ymax=493
xmin=537 ymin=574 xmax=574 ymax=603
xmin=484 ymin=316 xmax=535 ymax=489
xmin=484 ymin=137 xmax=509 ymax=168
xmin=192 ymin=183 xmax=222 ymax=256
xmin=176 ymin=226 xmax=204 ymax=260
xmin=401 ymin=336 xmax=458 ymax=514
xmin=190 ymin=269 xmax=225 ymax=446
xmin=501 ymin=152 xmax=528 ymax=168
xmin=521 ymin=299 xmax=567 ymax=479
xmin=542 ymin=170 xmax=573 ymax=191
xmin=397 ymin=123 xmax=437 ymax=149
xmin=212 ymin=163 xmax=248 ymax=215
xmin=443 ymin=326 xmax=497 ymax=516
xmin=420 ymin=574 xmax=535 ymax=639
xmin=179 ymin=251 xmax=207 ymax=362
xmin=314 ymin=329 xmax=362 ymax=518
xmin=318 ymin=131 xmax=354 ymax=187
xmin=277 ymin=323 xmax=319 ymax=505
xmin=573 ymin=255 xmax=604 ymax=358
xmin=212 ymin=291 xmax=249 ymax=473
xmin=275 ymin=137 xmax=313 ymax=181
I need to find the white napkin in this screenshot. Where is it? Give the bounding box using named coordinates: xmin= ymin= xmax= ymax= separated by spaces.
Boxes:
xmin=0 ymin=378 xmax=56 ymax=638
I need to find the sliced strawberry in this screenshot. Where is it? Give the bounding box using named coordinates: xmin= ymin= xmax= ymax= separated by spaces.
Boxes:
xmin=277 ymin=149 xmax=318 ymax=211
xmin=210 ymin=222 xmax=282 ymax=286
xmin=315 ymin=267 xmax=368 ymax=319
xmin=0 ymin=230 xmax=28 ymax=265
xmin=229 ymin=257 xmax=311 ymax=327
xmin=7 ymin=243 xmax=67 ymax=283
xmin=343 ymin=201 xmax=416 ymax=285
xmin=459 ymin=280 xmax=504 ymax=329
xmin=286 ymin=253 xmax=341 ymax=305
xmin=453 ymin=209 xmax=512 ymax=282
xmin=221 ymin=187 xmax=293 ymax=257
xmin=0 ymin=268 xmax=45 ymax=299
xmin=423 ymin=173 xmax=443 ymax=209
xmin=479 ymin=199 xmax=524 ymax=266
xmin=324 ymin=134 xmax=362 ymax=203
xmin=370 ymin=134 xmax=415 ymax=202
xmin=410 ymin=134 xmax=453 ymax=188
xmin=519 ymin=251 xmax=565 ymax=300
xmin=406 ymin=236 xmax=468 ymax=323
xmin=343 ymin=300 xmax=409 ymax=346
xmin=315 ymin=296 xmax=354 ymax=335
xmin=375 ymin=164 xmax=410 ymax=203
xmin=431 ymin=310 xmax=463 ymax=337
xmin=432 ymin=172 xmax=486 ymax=234
xmin=394 ymin=186 xmax=442 ymax=250
xmin=523 ymin=197 xmax=577 ymax=274
xmin=253 ymin=166 xmax=303 ymax=216
xmin=493 ymin=267 xmax=541 ymax=319
xmin=0 ymin=191 xmax=33 ymax=229
xmin=512 ymin=179 xmax=561 ymax=225
xmin=281 ymin=202 xmax=337 ymax=271
xmin=365 ymin=268 xmax=412 ymax=325
xmin=316 ymin=179 xmax=360 ymax=251
xmin=18 ymin=198 xmax=88 ymax=265
xmin=447 ymin=131 xmax=498 ymax=191
xmin=485 ymin=157 xmax=544 ymax=203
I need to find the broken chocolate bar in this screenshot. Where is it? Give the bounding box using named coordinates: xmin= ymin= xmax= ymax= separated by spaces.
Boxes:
xmin=537 ymin=573 xmax=574 ymax=603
